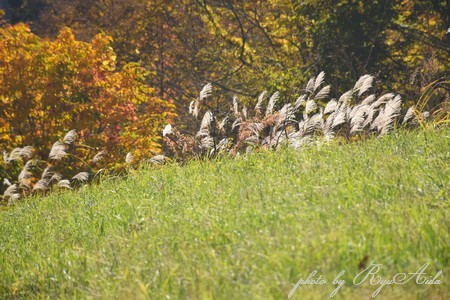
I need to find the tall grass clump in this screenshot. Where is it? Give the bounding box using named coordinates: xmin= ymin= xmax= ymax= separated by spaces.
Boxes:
xmin=163 ymin=72 xmax=426 ymax=159
xmin=2 ymin=72 xmax=443 ymax=204
xmin=1 ymin=131 xmax=166 ymax=205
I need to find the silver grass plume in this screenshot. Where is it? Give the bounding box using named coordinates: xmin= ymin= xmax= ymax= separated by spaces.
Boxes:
xmin=371 ymin=93 xmax=394 ymax=109
xmin=287 ymin=130 xmax=302 ymax=140
xmin=3 ymin=184 xmax=18 ymax=197
xmin=49 ymin=141 xmax=67 ymax=160
xmin=299 ymin=113 xmax=322 ymax=137
xmin=200 ymin=110 xmax=213 ymax=131
xmin=379 ymin=95 xmax=402 ymax=134
xmin=276 ymin=103 xmax=295 ymax=127
xmin=12 ymin=146 xmax=33 ymax=160
xmin=324 ymin=109 xmax=337 ymax=133
xmin=350 ymin=104 xmax=363 ymax=119
xmin=357 ymin=75 xmax=373 ymax=96
xmin=255 ymin=91 xmax=267 ymax=115
xmin=149 ymin=155 xmax=165 ymax=165
xmin=345 ymin=105 xmax=352 ymax=120
xmin=247 ymin=122 xmax=263 ymax=136
xmin=94 ymin=169 xmax=105 ymax=177
xmin=210 ymin=138 xmax=229 ymax=156
xmin=5 ymin=146 xmax=33 ymax=163
xmin=162 ymin=124 xmax=173 ymax=137
xmin=92 ymin=150 xmax=107 ymax=163
xmin=8 ymin=193 xmax=21 ymax=202
xmin=362 ymin=105 xmax=376 ymax=129
xmin=361 ymin=94 xmax=376 ymax=106
xmin=18 ymin=160 xmax=34 ymax=188
xmin=338 ymin=90 xmax=353 ymax=104
xmin=41 ymin=166 xmax=53 ymax=179
xmin=305 ymin=77 xmax=315 ymax=93
xmin=196 ymin=128 xmax=209 ymax=140
xmin=350 ymin=108 xmax=366 ymax=134
xmin=314 ymin=85 xmax=331 ymax=100
xmin=72 ymin=172 xmax=89 ymax=183
xmin=200 ymin=136 xmax=214 ymax=149
xmin=266 ymin=91 xmax=279 ymax=116
xmin=323 ymin=125 xmax=335 ymax=141
xmin=269 ymin=130 xmax=285 ymax=148
xmin=242 ymin=106 xmax=248 ymax=120
xmin=262 ymin=135 xmax=274 ymax=147
xmin=63 ymin=129 xmax=77 ymax=145
xmin=193 ymin=101 xmax=200 ymax=118
xmin=199 ymin=83 xmax=213 ymax=101
xmin=314 ymin=71 xmax=325 ymax=92
xmin=125 ymin=152 xmax=134 ymax=164
xmin=353 ymin=75 xmax=372 ymax=93
xmin=245 ymin=135 xmax=259 ymax=146
xmin=371 ymin=95 xmax=402 ymax=134
xmin=402 ymin=106 xmax=416 ymax=125
xmin=231 ymin=118 xmax=241 ymax=131
xmin=50 ymin=173 xmax=62 ymax=183
xmin=324 ymin=99 xmax=338 ymax=114
xmin=33 ymin=179 xmax=49 ymax=192
xmin=294 ymin=95 xmax=307 ymax=111
xmin=57 ymin=179 xmax=72 ymax=189
xmin=217 ymin=138 xmax=229 ymax=152
xmin=332 ymin=108 xmax=347 ymax=129
xmin=353 ymin=104 xmax=372 ymax=123
xmin=305 ymin=100 xmax=317 ymax=115
xmin=218 ymin=116 xmax=229 ymax=133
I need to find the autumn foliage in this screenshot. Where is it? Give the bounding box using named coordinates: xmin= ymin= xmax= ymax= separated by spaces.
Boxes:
xmin=0 ymin=23 xmax=175 ymax=163
xmin=0 ymin=1 xmax=448 ymax=203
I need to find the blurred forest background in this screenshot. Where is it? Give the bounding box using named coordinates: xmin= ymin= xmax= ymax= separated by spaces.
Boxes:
xmin=0 ymin=0 xmax=449 ymax=162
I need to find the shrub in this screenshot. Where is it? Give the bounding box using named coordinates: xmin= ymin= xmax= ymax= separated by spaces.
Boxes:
xmin=0 ymin=23 xmax=176 ymax=164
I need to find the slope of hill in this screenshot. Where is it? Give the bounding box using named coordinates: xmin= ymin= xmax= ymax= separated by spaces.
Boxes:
xmin=1 ymin=128 xmax=448 ymax=299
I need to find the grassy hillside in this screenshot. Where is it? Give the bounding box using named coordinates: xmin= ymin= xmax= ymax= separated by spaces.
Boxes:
xmin=1 ymin=128 xmax=448 ymax=299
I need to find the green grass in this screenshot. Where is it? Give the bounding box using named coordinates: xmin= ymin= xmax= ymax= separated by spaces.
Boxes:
xmin=1 ymin=128 xmax=449 ymax=299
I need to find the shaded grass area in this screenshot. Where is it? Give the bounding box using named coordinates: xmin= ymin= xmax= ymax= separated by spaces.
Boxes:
xmin=0 ymin=128 xmax=449 ymax=299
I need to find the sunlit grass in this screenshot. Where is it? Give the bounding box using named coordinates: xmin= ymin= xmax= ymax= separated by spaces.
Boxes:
xmin=0 ymin=127 xmax=448 ymax=299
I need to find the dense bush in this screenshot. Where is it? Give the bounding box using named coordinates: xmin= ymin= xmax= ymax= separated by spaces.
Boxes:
xmin=0 ymin=23 xmax=175 ymax=163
